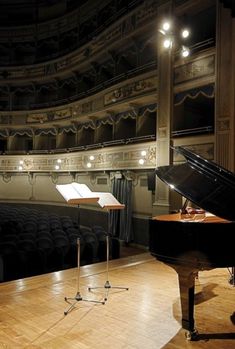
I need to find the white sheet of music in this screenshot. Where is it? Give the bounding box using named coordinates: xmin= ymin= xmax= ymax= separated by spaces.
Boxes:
xmin=56 ymin=182 xmax=99 ymax=204
xmin=95 ymin=192 xmax=125 ymax=210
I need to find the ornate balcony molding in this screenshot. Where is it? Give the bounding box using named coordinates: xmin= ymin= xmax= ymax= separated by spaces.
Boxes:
xmin=0 ymin=141 xmax=157 ymax=173
xmin=174 ymin=50 xmax=215 ymax=86
xmin=0 ymin=72 xmax=157 ymax=127
xmin=0 ymin=0 xmax=158 ymax=81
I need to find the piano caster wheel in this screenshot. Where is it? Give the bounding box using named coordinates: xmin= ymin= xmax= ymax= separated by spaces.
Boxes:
xmin=185 ymin=329 xmax=198 ymax=341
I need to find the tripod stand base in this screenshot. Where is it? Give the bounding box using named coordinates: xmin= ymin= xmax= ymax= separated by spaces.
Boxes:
xmin=64 ymin=291 xmax=105 ymax=315
xmin=88 ymin=230 xmax=128 ymax=301
xmin=88 ymin=281 xmax=129 ymax=301
xmin=228 ymin=267 xmax=235 ymax=286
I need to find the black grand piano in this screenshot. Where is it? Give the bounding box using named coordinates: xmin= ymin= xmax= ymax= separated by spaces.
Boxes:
xmin=149 ymin=146 xmax=235 ymax=340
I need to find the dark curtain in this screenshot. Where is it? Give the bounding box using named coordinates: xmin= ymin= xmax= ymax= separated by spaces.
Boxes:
xmin=109 ymin=177 xmax=133 ymax=243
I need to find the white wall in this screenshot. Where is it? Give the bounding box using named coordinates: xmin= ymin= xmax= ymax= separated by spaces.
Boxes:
xmin=0 ymin=171 xmax=154 ymax=217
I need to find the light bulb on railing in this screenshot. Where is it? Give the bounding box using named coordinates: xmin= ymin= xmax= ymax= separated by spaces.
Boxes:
xmin=18 ymin=160 xmax=23 ymax=171
xmin=139 ymin=158 xmax=145 ymax=165
xmin=89 ymin=155 xmax=95 ymax=161
xmin=87 ymin=162 xmax=92 ymax=168
xmin=55 ymin=164 xmax=60 ymax=170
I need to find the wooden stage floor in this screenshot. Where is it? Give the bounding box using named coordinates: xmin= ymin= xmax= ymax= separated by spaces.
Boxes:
xmin=0 ymin=253 xmax=235 ymax=348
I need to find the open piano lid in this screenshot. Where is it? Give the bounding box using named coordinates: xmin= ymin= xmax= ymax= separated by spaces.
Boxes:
xmin=155 ymin=146 xmax=235 ymax=221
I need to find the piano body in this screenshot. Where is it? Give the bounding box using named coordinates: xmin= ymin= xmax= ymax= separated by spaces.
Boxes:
xmin=149 ymin=146 xmax=235 ymax=340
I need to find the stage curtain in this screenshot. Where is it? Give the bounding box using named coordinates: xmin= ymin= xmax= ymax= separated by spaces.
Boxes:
xmin=109 ymin=177 xmax=133 ymax=243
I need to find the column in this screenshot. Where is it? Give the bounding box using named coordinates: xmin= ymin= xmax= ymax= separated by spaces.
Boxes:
xmin=154 ymin=1 xmax=174 ymax=216
xmin=215 ymin=2 xmax=235 ymax=171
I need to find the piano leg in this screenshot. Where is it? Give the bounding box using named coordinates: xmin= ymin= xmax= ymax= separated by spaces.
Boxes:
xmin=176 ymin=267 xmax=199 ymax=340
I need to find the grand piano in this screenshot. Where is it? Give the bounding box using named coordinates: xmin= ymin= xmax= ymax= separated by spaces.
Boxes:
xmin=149 ymin=146 xmax=235 ymax=340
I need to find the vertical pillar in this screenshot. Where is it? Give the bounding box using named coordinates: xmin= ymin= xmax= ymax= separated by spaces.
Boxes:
xmin=8 ymin=135 xmax=15 ymax=151
xmin=154 ymin=1 xmax=174 ymax=216
xmin=57 ymin=131 xmax=65 ymax=149
xmin=34 ymin=134 xmax=40 ymax=150
xmin=215 ymin=2 xmax=235 ymax=171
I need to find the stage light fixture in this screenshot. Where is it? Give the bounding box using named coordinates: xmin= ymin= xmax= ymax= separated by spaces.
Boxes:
xmin=181 ymin=29 xmax=189 ymax=38
xmin=181 ymin=46 xmax=190 ymax=57
xmin=163 ymin=38 xmax=172 ymax=49
xmin=162 ymin=21 xmax=171 ymax=31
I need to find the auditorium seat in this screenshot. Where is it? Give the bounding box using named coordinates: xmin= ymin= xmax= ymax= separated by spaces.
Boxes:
xmin=36 ymin=230 xmax=53 ymax=240
xmin=18 ymin=239 xmax=39 ymax=277
xmin=23 ymin=221 xmax=38 ymax=236
xmin=36 ymin=236 xmax=55 ymax=273
xmin=80 ymin=226 xmax=99 ymax=264
xmin=38 ymin=221 xmax=50 ymax=231
xmin=92 ymin=225 xmax=107 ymax=261
xmin=51 ymin=228 xmax=68 ymax=240
xmin=0 ymin=204 xmax=122 ymax=282
xmin=0 ymin=221 xmax=21 ymax=242
xmin=53 ymin=235 xmax=70 ymax=270
xmin=92 ymin=225 xmax=120 ymax=260
xmin=0 ymin=241 xmax=20 ymax=281
xmin=19 ymin=232 xmax=35 ymax=242
xmin=66 ymin=228 xmax=86 ymax=266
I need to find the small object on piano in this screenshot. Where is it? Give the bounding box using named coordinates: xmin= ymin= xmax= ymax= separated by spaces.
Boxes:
xmin=181 ymin=207 xmax=206 ymax=222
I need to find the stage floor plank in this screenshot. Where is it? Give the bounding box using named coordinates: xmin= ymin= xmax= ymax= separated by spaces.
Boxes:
xmin=0 ymin=253 xmax=235 ymax=348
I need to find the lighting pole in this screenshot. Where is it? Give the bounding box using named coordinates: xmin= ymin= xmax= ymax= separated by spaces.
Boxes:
xmin=158 ymin=18 xmax=190 ymax=58
xmin=155 ymin=13 xmax=190 ymax=215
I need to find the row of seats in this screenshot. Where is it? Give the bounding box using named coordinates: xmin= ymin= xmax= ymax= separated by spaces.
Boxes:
xmin=0 ymin=205 xmax=120 ymax=282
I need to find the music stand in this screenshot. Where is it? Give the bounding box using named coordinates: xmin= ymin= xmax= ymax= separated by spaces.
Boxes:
xmin=228 ymin=266 xmax=235 ymax=286
xmin=88 ymin=193 xmax=129 ymax=301
xmin=64 ymin=237 xmax=104 ymax=315
xmin=55 ymin=183 xmax=105 ymax=314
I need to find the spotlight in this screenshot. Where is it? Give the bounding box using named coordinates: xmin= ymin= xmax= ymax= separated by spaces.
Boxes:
xmin=181 ymin=46 xmax=190 ymax=57
xmin=159 ymin=29 xmax=166 ymax=36
xmin=158 ymin=20 xmax=190 ymax=57
xmin=87 ymin=162 xmax=92 ymax=168
xmin=181 ymin=29 xmax=190 ymax=39
xmin=139 ymin=159 xmax=145 ymax=165
xmin=163 ymin=38 xmax=172 ymax=49
xmin=162 ymin=21 xmax=171 ymax=31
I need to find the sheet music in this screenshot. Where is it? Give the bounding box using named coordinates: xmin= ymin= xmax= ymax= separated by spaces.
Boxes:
xmin=95 ymin=192 xmax=125 ymax=210
xmin=56 ymin=182 xmax=125 ymax=209
xmin=56 ymin=182 xmax=99 ymax=204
